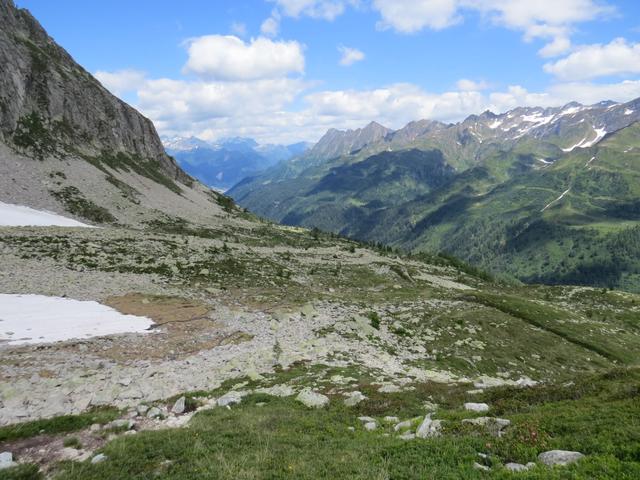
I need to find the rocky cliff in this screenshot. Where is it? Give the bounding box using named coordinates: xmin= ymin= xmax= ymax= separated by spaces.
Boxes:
xmin=0 ymin=0 xmax=186 ymax=182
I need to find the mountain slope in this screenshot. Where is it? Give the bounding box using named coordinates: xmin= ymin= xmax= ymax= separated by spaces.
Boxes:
xmin=230 ymin=99 xmax=640 ymax=291
xmin=0 ymin=0 xmax=235 ymax=227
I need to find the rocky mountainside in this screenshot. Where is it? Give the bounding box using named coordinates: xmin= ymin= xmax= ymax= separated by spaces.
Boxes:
xmin=0 ymin=0 xmax=235 ymax=228
xmin=0 ymin=2 xmax=639 ymax=478
xmin=230 ymin=98 xmax=640 ymax=291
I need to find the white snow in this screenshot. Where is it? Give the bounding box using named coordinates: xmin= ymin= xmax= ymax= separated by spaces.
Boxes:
xmin=558 ymin=106 xmax=584 ymax=117
xmin=585 ymin=156 xmax=596 ymax=167
xmin=0 ymin=294 xmax=155 ymax=345
xmin=488 ymin=119 xmax=503 ymax=129
xmin=562 ymin=127 xmax=607 ymax=152
xmin=0 ymin=202 xmax=92 ymax=227
xmin=537 ymin=158 xmax=553 ymax=165
xmin=624 ymin=109 xmax=634 ymax=116
xmin=581 ymin=127 xmax=607 ymax=148
xmin=541 ymin=188 xmax=571 ymax=212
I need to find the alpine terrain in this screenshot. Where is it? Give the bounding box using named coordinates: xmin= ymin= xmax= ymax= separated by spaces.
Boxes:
xmin=0 ymin=1 xmax=638 ymax=479
xmin=231 ymin=101 xmax=640 ymax=291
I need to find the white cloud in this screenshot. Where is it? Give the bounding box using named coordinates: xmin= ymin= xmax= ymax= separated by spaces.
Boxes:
xmin=338 ymin=46 xmax=365 ymax=66
xmin=456 ymin=78 xmax=489 ymax=91
xmin=182 ymin=35 xmax=305 ymax=81
xmin=544 ymin=38 xmax=640 ymax=81
xmin=261 ymin=15 xmax=280 ymax=37
xmin=374 ymin=0 xmax=461 ymax=32
xmin=94 ymin=69 xmax=146 ymax=96
xmin=372 ymin=0 xmax=614 ymax=57
xmin=271 ymin=0 xmax=356 ymax=20
xmin=230 ymin=22 xmax=247 ymax=36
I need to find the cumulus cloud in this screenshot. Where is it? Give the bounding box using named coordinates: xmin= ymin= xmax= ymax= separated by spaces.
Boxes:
xmin=182 ymin=35 xmax=305 ymax=81
xmin=94 ymin=69 xmax=146 ymax=96
xmin=456 ymin=78 xmax=489 ymax=91
xmin=271 ymin=0 xmax=357 ymax=21
xmin=372 ymin=0 xmax=614 ymax=57
xmin=544 ymin=38 xmax=640 ymax=81
xmin=338 ymin=46 xmax=365 ymax=66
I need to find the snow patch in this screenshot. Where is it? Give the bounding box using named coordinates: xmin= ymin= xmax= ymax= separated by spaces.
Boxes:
xmin=0 ymin=202 xmax=92 ymax=227
xmin=537 ymin=158 xmax=553 ymax=165
xmin=0 ymin=294 xmax=155 ymax=345
xmin=624 ymin=109 xmax=634 ymax=115
xmin=542 ymin=188 xmax=571 ymax=212
xmin=562 ymin=127 xmax=607 ymax=152
xmin=488 ymin=120 xmax=503 ymax=129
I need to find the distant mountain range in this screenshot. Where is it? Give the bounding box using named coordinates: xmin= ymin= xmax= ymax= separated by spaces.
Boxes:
xmin=163 ymin=135 xmax=311 ymax=191
xmin=230 ymin=98 xmax=640 ymax=291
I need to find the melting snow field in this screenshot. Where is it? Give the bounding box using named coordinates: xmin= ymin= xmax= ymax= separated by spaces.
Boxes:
xmin=0 ymin=294 xmax=155 ymax=345
xmin=0 ymin=201 xmax=92 ymax=227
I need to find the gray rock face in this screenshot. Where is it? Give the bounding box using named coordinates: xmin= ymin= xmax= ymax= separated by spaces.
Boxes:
xmin=0 ymin=0 xmax=186 ymax=182
xmin=295 ymin=388 xmax=329 ymax=408
xmin=538 ymin=450 xmax=585 ymax=466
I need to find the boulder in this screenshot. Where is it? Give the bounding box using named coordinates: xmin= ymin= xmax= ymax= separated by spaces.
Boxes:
xmin=344 ymin=391 xmax=367 ymax=407
xmin=217 ymin=391 xmax=248 ymax=407
xmin=146 ymin=407 xmax=162 ymax=419
xmin=295 ymin=388 xmax=329 ymax=408
xmin=363 ymin=422 xmax=377 ymax=431
xmin=171 ymin=396 xmax=186 ymax=414
xmin=505 ymin=462 xmax=536 ymax=472
xmin=464 ymin=402 xmax=490 ymax=412
xmin=462 ymin=417 xmax=510 ymax=436
xmin=415 ymin=414 xmax=442 ymax=438
xmin=538 ymin=450 xmax=584 ymax=466
xmin=91 ymin=453 xmax=107 ymax=464
xmin=0 ymin=452 xmax=16 ymax=470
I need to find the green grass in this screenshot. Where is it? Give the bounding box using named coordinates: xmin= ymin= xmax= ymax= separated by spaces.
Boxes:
xmin=47 ymin=368 xmax=640 ymax=479
xmin=0 ymin=407 xmax=119 ymax=443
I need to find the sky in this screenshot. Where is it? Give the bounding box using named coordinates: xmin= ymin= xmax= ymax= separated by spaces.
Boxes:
xmin=16 ymin=0 xmax=640 ymax=144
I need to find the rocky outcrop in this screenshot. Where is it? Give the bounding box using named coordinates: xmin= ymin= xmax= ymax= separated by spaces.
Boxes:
xmin=0 ymin=0 xmax=188 ymax=183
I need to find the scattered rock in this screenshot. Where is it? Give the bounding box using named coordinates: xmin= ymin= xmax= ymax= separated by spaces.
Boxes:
xmin=505 ymin=462 xmax=536 ymax=471
xmin=256 ymin=384 xmax=295 ymax=397
xmin=538 ymin=450 xmax=584 ymax=466
xmin=91 ymin=453 xmax=107 ymax=464
xmin=363 ymin=422 xmax=377 ymax=431
xmin=415 ymin=414 xmax=442 ymax=438
xmin=136 ymin=404 xmax=149 ymax=416
xmin=107 ymin=419 xmax=136 ymax=430
xmin=383 ymin=416 xmax=399 ymax=423
xmin=464 ymin=402 xmax=490 ymax=412
xmin=462 ymin=417 xmax=510 ymax=436
xmin=146 ymin=407 xmax=162 ymax=419
xmin=343 ymin=391 xmax=367 ymax=407
xmin=171 ymin=396 xmax=186 ymax=414
xmin=217 ymin=391 xmax=248 ymax=407
xmin=399 ymin=432 xmax=416 ymax=440
xmin=0 ymin=452 xmax=16 ymax=470
xmin=295 ymin=388 xmax=329 ymax=408
xmin=378 ymin=384 xmax=401 ymax=393
xmin=358 ymin=416 xmax=376 ymax=423
xmin=473 ymin=462 xmax=490 ymax=471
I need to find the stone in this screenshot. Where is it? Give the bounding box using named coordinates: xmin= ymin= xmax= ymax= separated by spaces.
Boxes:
xmin=255 ymin=384 xmax=295 ymax=397
xmin=473 ymin=462 xmax=490 ymax=471
xmin=462 ymin=417 xmax=510 ymax=436
xmin=398 ymin=432 xmax=416 ymax=440
xmin=343 ymin=391 xmax=367 ymax=407
xmin=217 ymin=391 xmax=247 ymax=407
xmin=505 ymin=462 xmax=535 ymax=472
xmin=172 ymin=396 xmax=186 ymax=414
xmin=464 ymin=402 xmax=490 ymax=412
xmin=91 ymin=454 xmax=107 ymax=464
xmin=378 ymin=384 xmax=401 ymax=393
xmin=538 ymin=450 xmax=584 ymax=466
xmin=0 ymin=452 xmax=16 ymax=470
xmin=394 ymin=419 xmax=416 ymax=432
xmin=136 ymin=404 xmax=149 ymax=416
xmin=108 ymin=419 xmax=135 ymax=430
xmin=415 ymin=414 xmax=442 ymax=438
xmin=358 ymin=416 xmax=376 ymax=423
xmin=146 ymin=407 xmax=162 ymax=419
xmin=363 ymin=422 xmax=377 ymax=431
xmin=295 ymin=388 xmax=329 ymax=408
xmin=383 ymin=416 xmax=399 ymax=423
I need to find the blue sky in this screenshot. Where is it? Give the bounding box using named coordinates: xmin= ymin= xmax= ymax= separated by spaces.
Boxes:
xmin=17 ymin=0 xmax=640 ymax=144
